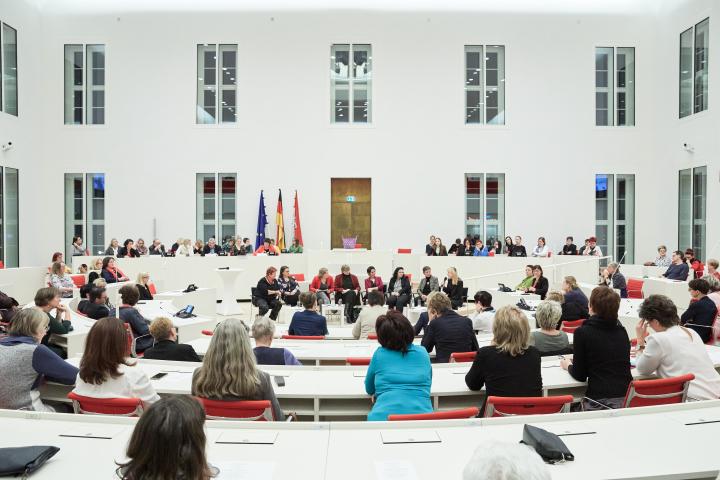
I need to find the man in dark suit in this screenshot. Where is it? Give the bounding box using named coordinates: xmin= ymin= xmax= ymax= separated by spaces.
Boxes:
xmin=83 ymin=287 xmax=113 ymax=320
xmin=143 ymin=317 xmax=201 ymax=362
xmin=421 ymin=292 xmax=478 ymax=363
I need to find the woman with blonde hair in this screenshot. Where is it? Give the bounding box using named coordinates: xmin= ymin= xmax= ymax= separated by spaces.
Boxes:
xmin=135 ymin=272 xmax=153 ymax=301
xmin=49 ymin=262 xmax=74 ymax=298
xmin=465 ymin=305 xmax=542 ymax=413
xmin=191 ymin=318 xmax=284 ymax=420
xmin=562 ymin=275 xmax=588 ymax=309
xmin=442 ymin=266 xmax=464 ymax=310
xmin=175 ymin=239 xmax=192 ymax=257
xmin=193 ymin=240 xmax=205 ymax=255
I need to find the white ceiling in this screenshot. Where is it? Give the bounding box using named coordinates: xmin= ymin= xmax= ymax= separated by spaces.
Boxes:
xmin=27 ymin=0 xmax=665 ymax=15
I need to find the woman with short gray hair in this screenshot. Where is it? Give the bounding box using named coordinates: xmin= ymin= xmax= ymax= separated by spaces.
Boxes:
xmin=251 ymin=317 xmax=301 ymax=366
xmin=529 ymin=300 xmax=570 ymax=355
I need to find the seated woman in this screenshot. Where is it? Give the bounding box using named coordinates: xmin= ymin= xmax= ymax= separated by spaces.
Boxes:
xmin=531 ymin=237 xmax=549 ymax=257
xmin=70 ymin=235 xmax=86 ymax=256
xmin=560 ymin=287 xmax=632 ymax=409
xmin=118 ymin=239 xmax=140 ymax=258
xmin=251 ymin=317 xmax=301 ymax=366
xmin=386 ymin=267 xmax=412 ymax=311
xmin=135 ymin=272 xmax=154 ymax=300
xmin=105 ymin=238 xmax=120 ymax=256
xmin=175 ymin=238 xmax=192 ymax=257
xmin=117 ymin=396 xmax=217 ymax=480
xmin=87 ymin=257 xmax=103 ymax=284
xmin=73 ymin=317 xmax=160 ymax=407
xmin=635 ymin=294 xmax=720 ymax=400
xmin=364 ymin=266 xmax=384 ymax=302
xmin=223 ymin=237 xmax=241 ymax=256
xmin=432 ymin=237 xmax=448 ymax=256
xmin=50 ymin=252 xmax=72 ymax=274
xmin=277 ymin=266 xmax=300 ymax=306
xmin=193 ymin=240 xmax=205 ymax=255
xmin=135 ymin=238 xmax=149 ymax=256
xmin=515 ymin=265 xmax=534 ymax=291
xmin=191 ymin=318 xmax=285 ymax=420
xmin=288 ymin=238 xmax=303 ymax=253
xmin=465 ymin=305 xmax=542 ymax=413
xmin=546 ymin=291 xmax=588 ymax=327
xmin=49 ymin=261 xmax=75 ymax=298
xmin=503 ymin=236 xmax=514 ymax=255
xmin=118 ymin=284 xmax=154 ymax=353
xmin=101 ymin=257 xmax=129 ymax=283
xmin=448 ymin=238 xmax=462 ymax=256
xmin=365 ymin=311 xmax=432 ymax=421
xmin=334 ymin=264 xmax=361 ymax=323
xmin=442 ymin=267 xmax=464 ymax=310
xmin=0 ymin=308 xmax=78 ymax=412
xmin=680 ymin=279 xmax=717 ymax=343
xmin=524 ymin=265 xmax=549 ymax=300
xmin=353 ymin=290 xmax=387 ymax=340
xmin=562 ymin=275 xmax=589 ymax=310
xmin=310 ymin=267 xmax=335 ymax=305
xmin=530 ymin=300 xmax=570 ymax=355
xmin=472 ymin=239 xmax=488 ymax=257
xmin=703 ymin=274 xmax=720 ymax=311
xmin=143 ymin=317 xmax=201 ymax=362
xmin=461 ymin=238 xmax=474 ymax=256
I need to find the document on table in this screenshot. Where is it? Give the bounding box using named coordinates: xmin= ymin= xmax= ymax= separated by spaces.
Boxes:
xmin=213 ymin=461 xmax=275 ymax=479
xmin=215 ymin=431 xmax=278 ymax=445
xmin=380 ymin=430 xmax=441 ymax=444
xmin=375 ymin=460 xmax=419 ymax=480
xmin=60 ymin=425 xmax=127 ymax=439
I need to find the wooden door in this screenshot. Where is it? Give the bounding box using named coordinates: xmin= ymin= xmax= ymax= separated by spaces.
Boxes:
xmin=331 ymin=178 xmax=371 ymax=249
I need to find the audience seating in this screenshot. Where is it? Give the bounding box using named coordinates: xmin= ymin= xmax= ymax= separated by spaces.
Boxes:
xmin=627 ymin=278 xmax=644 ymax=299
xmin=388 ymin=407 xmax=479 ymax=421
xmin=346 ymin=357 xmax=371 ymax=366
xmin=560 ymin=319 xmax=585 ymax=334
xmin=281 ymin=335 xmax=325 ymax=340
xmin=70 ymin=275 xmax=86 ymax=288
xmin=293 ymin=273 xmax=305 ymax=281
xmin=450 ymin=351 xmax=477 ymax=363
xmin=622 ymin=374 xmax=695 ymax=408
xmin=67 ymin=392 xmax=144 ymax=416
xmin=483 ymin=395 xmax=573 ymax=417
xmin=197 ymin=398 xmax=275 ymax=421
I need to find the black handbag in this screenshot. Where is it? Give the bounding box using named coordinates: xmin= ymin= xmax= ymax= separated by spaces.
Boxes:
xmin=0 ymin=446 xmax=60 ymax=477
xmin=520 ymin=425 xmax=574 ymax=464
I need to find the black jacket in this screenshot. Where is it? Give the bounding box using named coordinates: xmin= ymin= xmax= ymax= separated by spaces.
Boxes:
xmin=143 ymin=340 xmax=200 ymax=362
xmin=421 ymin=310 xmax=479 ymax=363
xmin=561 ymin=244 xmax=578 ymax=255
xmin=425 ymin=243 xmax=434 ymax=256
xmin=387 ymin=276 xmax=411 ymax=296
xmin=84 ymin=302 xmax=112 ymax=320
xmin=681 ymin=296 xmax=718 ymax=343
xmin=568 ymin=316 xmax=632 ymax=400
xmin=529 ymin=276 xmax=549 ymax=300
xmin=118 ymin=247 xmax=140 ymax=258
xmin=203 ymin=244 xmax=223 ymax=255
xmin=137 ymin=284 xmax=153 ymax=301
xmin=442 ymin=280 xmax=465 ymax=307
xmin=510 ymin=245 xmax=527 ymax=257
xmin=465 ymin=346 xmax=542 ymax=407
xmin=256 ymin=277 xmax=281 ymax=303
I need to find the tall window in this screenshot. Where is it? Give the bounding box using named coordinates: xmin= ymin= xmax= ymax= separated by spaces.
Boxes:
xmin=680 ymin=18 xmax=709 ymax=118
xmin=196 ymin=173 xmax=236 ymax=241
xmin=679 ymin=166 xmax=706 ymax=260
xmin=0 ymin=167 xmax=19 ymax=267
xmin=64 ymin=173 xmax=106 ymax=257
xmin=595 ymin=47 xmax=635 ymax=126
xmin=64 ymin=44 xmax=106 ymax=124
xmin=465 ymin=173 xmax=505 ymax=245
xmin=465 ymin=45 xmax=505 ymax=125
xmin=595 ymin=174 xmax=635 ymax=263
xmin=196 ymin=44 xmax=237 ymax=124
xmin=0 ymin=22 xmax=18 ymax=116
xmin=330 ymin=44 xmax=372 ymax=123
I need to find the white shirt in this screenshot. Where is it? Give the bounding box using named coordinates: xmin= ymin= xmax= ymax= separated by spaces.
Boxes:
xmin=72 ymin=362 xmax=160 ymax=407
xmin=635 ymin=326 xmax=720 ymax=401
xmin=176 ymin=244 xmax=191 ymax=256
xmin=583 ymin=245 xmax=602 ymax=256
xmin=532 ymin=245 xmax=549 ymax=257
xmin=470 ymin=308 xmax=495 ymax=333
xmin=352 ymin=305 xmax=388 ymax=339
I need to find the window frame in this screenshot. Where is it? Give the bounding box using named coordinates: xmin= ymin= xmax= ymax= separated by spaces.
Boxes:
xmin=464 ymin=173 xmax=505 ymax=245
xmin=679 ymin=17 xmax=710 ymax=119
xmin=595 ymin=173 xmax=635 ymax=263
xmin=196 ymin=172 xmax=237 ymax=242
xmin=195 ymin=43 xmax=238 ymax=125
xmin=595 ymin=46 xmax=635 ymax=127
xmin=1 ymin=21 xmax=19 ymax=117
xmin=464 ymin=45 xmax=506 ymax=126
xmin=63 ymin=43 xmax=106 ymax=126
xmin=330 ymin=43 xmax=372 ymax=124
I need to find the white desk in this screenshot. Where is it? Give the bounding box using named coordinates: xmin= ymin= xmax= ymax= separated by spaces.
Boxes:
xmin=643 ymin=276 xmax=690 ymax=308
xmin=216 ymin=268 xmax=243 ymax=316
xmin=478 ymin=288 xmax=540 ymax=310
xmin=153 ymin=287 xmax=216 ymax=317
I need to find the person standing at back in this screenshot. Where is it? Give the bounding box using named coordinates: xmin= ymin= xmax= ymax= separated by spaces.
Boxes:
xmin=421 ymin=292 xmax=478 ymax=363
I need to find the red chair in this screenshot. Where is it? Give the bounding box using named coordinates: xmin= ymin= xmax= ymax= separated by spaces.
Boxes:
xmin=367 ymin=333 xmax=378 ymax=340
xmin=560 ymin=319 xmax=585 ymax=334
xmin=281 ymin=335 xmax=325 ymax=340
xmin=389 ymin=407 xmax=479 ymax=421
xmin=70 ymin=275 xmax=86 ymax=288
xmin=627 ymin=278 xmax=644 ymax=299
xmin=622 ymin=374 xmax=695 ymax=408
xmin=397 ymin=248 xmax=412 ymax=254
xmin=483 ymin=395 xmax=573 ymax=417
xmin=201 ymin=329 xmax=214 ymax=336
xmin=148 ymin=283 xmax=157 ymax=295
xmin=197 ymin=398 xmax=275 ymax=421
xmin=67 ymin=392 xmax=144 ymax=416
xmin=450 ymin=351 xmax=477 ymax=363
xmin=293 ymin=273 xmax=305 ymax=281
xmin=346 ymin=357 xmax=371 ymax=366
xmin=123 ymin=323 xmax=145 ymax=358
xmin=0 ymin=261 xmax=4 ymax=269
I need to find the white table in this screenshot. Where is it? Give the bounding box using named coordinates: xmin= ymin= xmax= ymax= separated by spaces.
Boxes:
xmin=215 ymin=268 xmax=243 ymax=316
xmin=153 ymin=287 xmax=216 ymax=317
xmin=478 ymin=287 xmax=540 ymax=310
xmin=643 ymin=276 xmax=690 ymax=308
xmin=321 ymin=303 xmax=344 ymax=325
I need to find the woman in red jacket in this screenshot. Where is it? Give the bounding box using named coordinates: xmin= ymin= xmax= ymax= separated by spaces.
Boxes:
xmin=310 ymin=268 xmax=335 ymax=305
xmin=364 ymin=266 xmax=384 ymax=303
xmin=334 ymin=264 xmax=361 ymax=323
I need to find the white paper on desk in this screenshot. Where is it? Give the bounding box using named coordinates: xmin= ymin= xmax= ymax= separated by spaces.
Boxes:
xmin=60 ymin=425 xmax=126 ymax=439
xmin=375 ymin=460 xmax=419 ymax=480
xmin=213 ymin=461 xmax=275 ymax=479
xmin=380 ymin=430 xmax=441 ymax=444
xmin=152 ymin=373 xmax=194 ymax=390
xmin=215 ymin=431 xmax=278 ymax=444
xmin=352 ymin=371 xmax=366 ymax=377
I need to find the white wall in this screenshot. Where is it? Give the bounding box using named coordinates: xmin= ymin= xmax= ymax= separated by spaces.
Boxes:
xmin=4 ymin=0 xmax=717 ymax=267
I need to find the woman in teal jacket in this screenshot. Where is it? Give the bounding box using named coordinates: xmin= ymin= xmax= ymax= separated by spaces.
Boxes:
xmin=365 ymin=311 xmax=432 ymax=421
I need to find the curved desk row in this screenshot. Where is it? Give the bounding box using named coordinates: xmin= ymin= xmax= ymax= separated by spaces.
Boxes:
xmin=4 ymin=400 xmax=720 ymax=479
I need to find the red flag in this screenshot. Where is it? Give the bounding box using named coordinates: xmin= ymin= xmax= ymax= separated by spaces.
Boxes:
xmin=276 ymin=190 xmax=286 ymax=251
xmin=293 ymin=191 xmax=303 ymax=246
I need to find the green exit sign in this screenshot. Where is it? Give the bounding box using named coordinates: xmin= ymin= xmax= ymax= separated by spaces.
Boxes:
xmin=346 ymin=195 xmax=356 ymax=203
